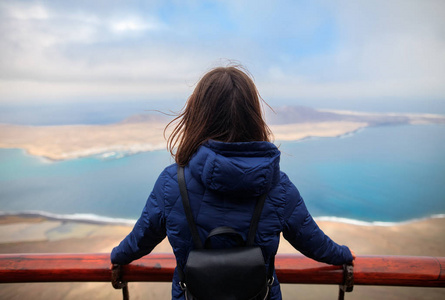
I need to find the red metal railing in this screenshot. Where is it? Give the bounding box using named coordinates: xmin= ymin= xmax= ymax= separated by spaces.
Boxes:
xmin=0 ymin=253 xmax=444 ymax=287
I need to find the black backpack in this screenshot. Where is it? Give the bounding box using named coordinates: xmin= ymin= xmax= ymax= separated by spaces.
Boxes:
xmin=177 ymin=167 xmax=275 ymax=300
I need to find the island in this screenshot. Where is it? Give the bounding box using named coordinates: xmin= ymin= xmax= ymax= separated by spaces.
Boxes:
xmin=0 ymin=106 xmax=444 ymax=161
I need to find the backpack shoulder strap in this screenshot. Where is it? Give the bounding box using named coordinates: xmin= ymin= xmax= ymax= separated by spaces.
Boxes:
xmin=177 ymin=166 xmax=203 ymax=249
xmin=178 ymin=166 xmax=268 ymax=248
xmin=246 ymin=193 xmax=267 ymax=246
xmin=246 ymin=192 xmax=275 ymax=282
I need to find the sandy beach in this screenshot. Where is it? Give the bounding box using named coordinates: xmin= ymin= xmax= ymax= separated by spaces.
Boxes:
xmin=0 ymin=216 xmax=444 ymax=299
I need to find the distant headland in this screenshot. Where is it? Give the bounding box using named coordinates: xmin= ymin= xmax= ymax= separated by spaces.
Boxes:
xmin=0 ymin=106 xmax=444 ymax=161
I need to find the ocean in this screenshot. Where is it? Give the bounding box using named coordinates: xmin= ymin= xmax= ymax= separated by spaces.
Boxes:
xmin=0 ymin=124 xmax=444 ymax=225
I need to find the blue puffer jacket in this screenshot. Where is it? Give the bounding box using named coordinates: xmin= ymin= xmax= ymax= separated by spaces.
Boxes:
xmin=111 ymin=140 xmax=353 ymax=299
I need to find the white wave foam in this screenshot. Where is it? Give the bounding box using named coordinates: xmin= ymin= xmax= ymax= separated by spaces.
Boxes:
xmin=315 ymin=214 xmax=445 ymax=227
xmin=0 ymin=210 xmax=137 ymax=226
xmin=57 ymin=143 xmax=166 ymax=161
xmin=338 ymin=127 xmax=366 ymax=139
xmin=1 ymin=210 xmax=443 ymax=227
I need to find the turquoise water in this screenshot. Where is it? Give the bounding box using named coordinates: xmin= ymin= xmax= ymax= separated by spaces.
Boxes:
xmin=0 ymin=124 xmax=444 ymax=223
xmin=0 ymin=149 xmax=173 ymax=220
xmin=279 ymin=124 xmax=445 ymax=222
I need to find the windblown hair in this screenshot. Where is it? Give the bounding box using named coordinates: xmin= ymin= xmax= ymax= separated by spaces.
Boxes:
xmin=166 ymin=66 xmax=272 ymax=166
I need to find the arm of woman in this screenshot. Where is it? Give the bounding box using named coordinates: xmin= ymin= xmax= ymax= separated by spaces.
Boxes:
xmin=110 ymin=173 xmax=167 ymax=265
xmin=281 ymin=175 xmax=353 ymax=265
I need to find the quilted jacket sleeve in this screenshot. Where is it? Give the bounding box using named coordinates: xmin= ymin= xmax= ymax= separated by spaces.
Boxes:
xmin=281 ymin=174 xmax=353 ymax=265
xmin=110 ymin=171 xmax=167 ymax=265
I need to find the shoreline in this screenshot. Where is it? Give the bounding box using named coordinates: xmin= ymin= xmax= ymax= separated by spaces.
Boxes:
xmin=1 ymin=214 xmax=444 ymax=256
xmin=1 ymin=210 xmax=444 ymax=228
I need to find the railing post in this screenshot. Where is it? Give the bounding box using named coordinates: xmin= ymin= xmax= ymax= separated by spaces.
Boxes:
xmin=338 ymin=263 xmax=354 ymax=300
xmin=111 ymin=264 xmax=129 ymax=300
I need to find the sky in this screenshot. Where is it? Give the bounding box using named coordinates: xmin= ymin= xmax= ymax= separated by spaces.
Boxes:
xmin=0 ymin=0 xmax=444 ymax=114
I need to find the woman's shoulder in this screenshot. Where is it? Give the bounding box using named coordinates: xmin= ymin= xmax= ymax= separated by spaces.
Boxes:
xmin=268 ymin=171 xmax=302 ymax=206
xmin=151 ymin=163 xmax=178 ymax=192
xmin=277 ymin=171 xmax=297 ymax=191
xmin=163 ymin=163 xmax=179 ymax=178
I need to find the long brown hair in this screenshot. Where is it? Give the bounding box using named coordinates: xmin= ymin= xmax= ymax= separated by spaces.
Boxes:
xmin=166 ymin=65 xmax=272 ymax=166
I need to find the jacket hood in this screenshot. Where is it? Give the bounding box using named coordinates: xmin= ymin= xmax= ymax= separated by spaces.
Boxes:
xmin=188 ymin=140 xmax=281 ymax=196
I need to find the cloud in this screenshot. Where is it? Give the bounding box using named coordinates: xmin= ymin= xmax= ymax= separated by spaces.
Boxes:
xmin=0 ymin=0 xmax=444 ymax=105
xmin=333 ymin=0 xmax=445 ymax=80
xmin=258 ymin=0 xmax=445 ymax=101
xmin=6 ymin=2 xmax=49 ymax=20
xmin=110 ymin=19 xmax=157 ymax=33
